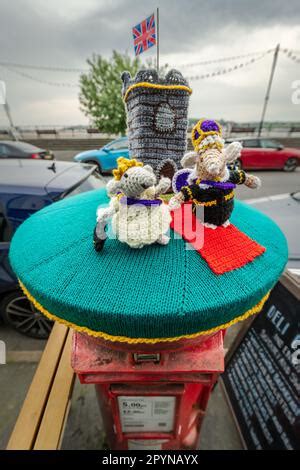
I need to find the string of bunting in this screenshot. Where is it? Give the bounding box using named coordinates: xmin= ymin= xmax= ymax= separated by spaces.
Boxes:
xmin=281 ymin=48 xmax=300 ymax=63
xmin=0 ymin=61 xmax=88 ymax=73
xmin=186 ymin=50 xmax=273 ymax=81
xmin=0 ymin=65 xmax=79 ymax=88
xmin=0 ymin=47 xmax=298 ymax=87
xmin=179 ymin=49 xmax=274 ymax=68
xmin=0 ymin=49 xmax=273 ymax=74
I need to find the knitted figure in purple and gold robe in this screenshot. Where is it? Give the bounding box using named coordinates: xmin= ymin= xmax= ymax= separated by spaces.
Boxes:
xmin=170 ymin=119 xmax=261 ymax=228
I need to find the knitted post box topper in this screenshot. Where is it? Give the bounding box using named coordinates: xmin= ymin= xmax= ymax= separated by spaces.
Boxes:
xmin=94 ymin=157 xmax=171 ymax=250
xmin=170 ymin=118 xmax=261 ymax=228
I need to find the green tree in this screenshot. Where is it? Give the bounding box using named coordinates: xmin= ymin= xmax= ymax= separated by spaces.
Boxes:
xmin=79 ymin=51 xmax=140 ymax=135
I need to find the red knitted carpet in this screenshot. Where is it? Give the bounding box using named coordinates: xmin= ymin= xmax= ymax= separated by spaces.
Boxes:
xmin=171 ymin=203 xmax=265 ymax=275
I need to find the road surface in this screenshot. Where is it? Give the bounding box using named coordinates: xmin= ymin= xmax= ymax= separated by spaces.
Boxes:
xmin=55 ymin=150 xmax=300 ymax=200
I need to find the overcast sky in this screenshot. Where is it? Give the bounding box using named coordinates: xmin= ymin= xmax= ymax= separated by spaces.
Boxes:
xmin=0 ymin=0 xmax=300 ymax=127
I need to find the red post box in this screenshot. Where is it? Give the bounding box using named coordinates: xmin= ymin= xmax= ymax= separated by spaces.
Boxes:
xmin=71 ymin=331 xmax=224 ymax=450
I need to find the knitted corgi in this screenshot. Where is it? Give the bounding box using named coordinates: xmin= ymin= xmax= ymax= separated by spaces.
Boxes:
xmin=94 ymin=158 xmax=171 ymax=250
xmin=170 ymin=119 xmax=261 ymax=228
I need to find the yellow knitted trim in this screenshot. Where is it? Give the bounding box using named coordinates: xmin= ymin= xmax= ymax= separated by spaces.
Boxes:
xmin=195 ymin=177 xmax=221 ymax=185
xmin=193 ymin=198 xmax=217 ymax=207
xmin=238 ymin=170 xmax=244 ymax=184
xmin=224 ymin=191 xmax=234 ymax=201
xmin=123 ymin=82 xmax=192 ymax=102
xmin=182 ymin=185 xmax=194 ymax=201
xmin=187 ymin=190 xmax=235 ymax=207
xmin=19 ymin=280 xmax=270 ymax=344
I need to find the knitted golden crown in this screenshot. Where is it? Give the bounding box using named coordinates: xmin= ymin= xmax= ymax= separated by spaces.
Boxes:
xmin=113 ymin=157 xmax=143 ymax=180
xmin=191 ymin=119 xmax=224 ymax=153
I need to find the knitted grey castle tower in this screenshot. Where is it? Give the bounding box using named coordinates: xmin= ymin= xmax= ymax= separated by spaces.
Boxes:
xmin=121 ymin=69 xmax=192 ymax=180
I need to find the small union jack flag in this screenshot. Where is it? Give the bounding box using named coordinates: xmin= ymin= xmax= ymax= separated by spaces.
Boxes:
xmin=132 ymin=14 xmax=156 ymax=56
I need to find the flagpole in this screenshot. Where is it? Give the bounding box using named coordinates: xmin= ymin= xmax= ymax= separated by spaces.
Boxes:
xmin=156 ymin=7 xmax=159 ymax=74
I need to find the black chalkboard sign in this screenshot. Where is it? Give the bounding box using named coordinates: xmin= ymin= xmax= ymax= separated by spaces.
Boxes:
xmin=221 ymin=273 xmax=300 ymax=450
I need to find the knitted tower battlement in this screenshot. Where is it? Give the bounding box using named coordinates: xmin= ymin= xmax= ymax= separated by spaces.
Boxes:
xmin=121 ymin=69 xmax=192 ymax=179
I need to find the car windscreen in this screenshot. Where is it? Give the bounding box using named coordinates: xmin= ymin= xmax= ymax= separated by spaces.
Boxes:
xmin=106 ymin=139 xmax=128 ymax=151
xmin=64 ymin=171 xmax=105 ymax=198
xmin=9 ymin=142 xmax=41 ymax=153
xmin=261 ymin=140 xmax=281 ymax=148
xmin=243 ymin=139 xmax=261 ymax=148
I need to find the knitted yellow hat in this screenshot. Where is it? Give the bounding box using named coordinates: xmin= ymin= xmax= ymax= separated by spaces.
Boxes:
xmin=191 ymin=119 xmax=224 ymax=153
xmin=112 ymin=157 xmax=143 ymax=180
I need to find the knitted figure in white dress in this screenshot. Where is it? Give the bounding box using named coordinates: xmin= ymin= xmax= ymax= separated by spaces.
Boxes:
xmin=94 ymin=158 xmax=171 ymax=250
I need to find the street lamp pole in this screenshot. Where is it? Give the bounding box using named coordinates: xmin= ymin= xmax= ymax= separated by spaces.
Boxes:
xmin=257 ymin=44 xmax=280 ymax=137
xmin=4 ymin=103 xmax=18 ymax=139
xmin=0 ymin=80 xmax=18 ymax=140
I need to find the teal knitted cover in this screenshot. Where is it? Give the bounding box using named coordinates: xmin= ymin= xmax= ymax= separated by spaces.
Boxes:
xmin=9 ymin=188 xmax=288 ymax=340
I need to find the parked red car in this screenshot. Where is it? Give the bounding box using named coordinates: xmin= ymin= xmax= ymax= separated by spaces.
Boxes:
xmin=226 ymin=138 xmax=300 ymax=171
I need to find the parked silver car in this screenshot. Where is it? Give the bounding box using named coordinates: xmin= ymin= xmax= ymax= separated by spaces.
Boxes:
xmin=246 ymin=191 xmax=300 ymax=271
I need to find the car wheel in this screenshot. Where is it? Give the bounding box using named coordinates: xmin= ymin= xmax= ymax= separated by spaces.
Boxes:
xmin=0 ymin=290 xmax=53 ymax=339
xmin=85 ymin=160 xmax=102 ymax=174
xmin=283 ymin=158 xmax=298 ymax=172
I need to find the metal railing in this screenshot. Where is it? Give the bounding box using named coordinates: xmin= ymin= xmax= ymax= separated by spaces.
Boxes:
xmin=1 ymin=123 xmax=300 ymax=141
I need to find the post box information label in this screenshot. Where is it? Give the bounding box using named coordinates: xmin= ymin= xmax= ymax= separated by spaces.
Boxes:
xmin=128 ymin=439 xmax=168 ymax=450
xmin=118 ymin=396 xmax=175 ymax=433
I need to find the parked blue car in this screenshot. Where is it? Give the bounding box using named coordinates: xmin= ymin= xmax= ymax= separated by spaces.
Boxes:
xmin=73 ymin=137 xmax=129 ymax=173
xmin=0 ymin=159 xmax=104 ymax=338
